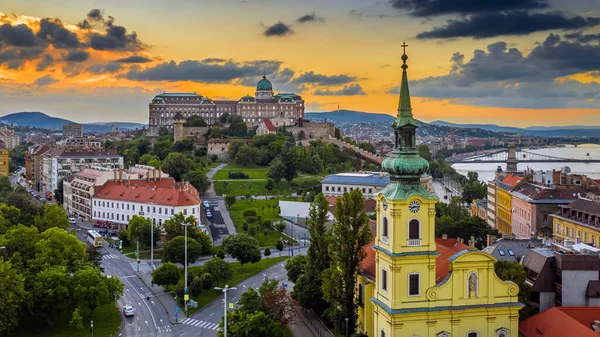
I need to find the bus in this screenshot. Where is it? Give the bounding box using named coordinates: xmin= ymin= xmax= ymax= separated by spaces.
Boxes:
xmin=87 ymin=230 xmax=104 ymax=247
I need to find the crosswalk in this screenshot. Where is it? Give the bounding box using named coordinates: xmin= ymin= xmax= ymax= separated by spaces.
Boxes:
xmin=102 ymin=254 xmax=117 ymax=260
xmin=181 ymin=318 xmax=220 ymax=330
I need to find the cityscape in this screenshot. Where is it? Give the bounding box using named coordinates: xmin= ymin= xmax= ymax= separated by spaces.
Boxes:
xmin=2 ymin=1 xmax=600 ymax=337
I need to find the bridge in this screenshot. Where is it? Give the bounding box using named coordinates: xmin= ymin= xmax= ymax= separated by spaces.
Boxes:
xmin=447 ymin=149 xmax=600 ymax=164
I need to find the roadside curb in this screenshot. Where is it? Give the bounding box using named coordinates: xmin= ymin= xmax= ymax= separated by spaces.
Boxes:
xmin=135 ymin=272 xmax=187 ymax=324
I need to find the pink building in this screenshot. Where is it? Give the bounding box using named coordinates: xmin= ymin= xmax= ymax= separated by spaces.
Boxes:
xmin=511 ymin=193 xmax=534 ymax=239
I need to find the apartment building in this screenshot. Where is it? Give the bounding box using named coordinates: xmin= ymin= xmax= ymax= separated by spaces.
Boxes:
xmin=0 ymin=141 xmax=9 ymax=177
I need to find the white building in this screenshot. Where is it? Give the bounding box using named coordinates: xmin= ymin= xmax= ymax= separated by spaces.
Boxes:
xmin=321 ymin=172 xmax=391 ymax=198
xmin=0 ymin=127 xmax=20 ymax=149
xmin=92 ymin=177 xmax=201 ymax=229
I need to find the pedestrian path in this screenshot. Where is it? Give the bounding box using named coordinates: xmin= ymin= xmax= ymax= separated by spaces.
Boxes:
xmin=180 ymin=318 xmax=220 ymax=330
xmin=102 ymin=254 xmax=118 ymax=260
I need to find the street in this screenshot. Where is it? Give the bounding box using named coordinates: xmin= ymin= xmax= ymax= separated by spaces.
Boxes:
xmin=431 ymin=179 xmax=460 ymax=204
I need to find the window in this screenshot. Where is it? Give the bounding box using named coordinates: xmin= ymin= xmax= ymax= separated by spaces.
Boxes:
xmin=357 ymin=284 xmax=363 ymax=306
xmin=159 ymin=208 xmax=162 ymax=214
xmin=193 ymin=208 xmax=196 ymax=214
xmin=382 ymin=217 xmax=388 ymax=238
xmin=132 ymin=205 xmax=135 ymax=211
xmin=326 ymin=186 xmax=329 ymax=191
xmin=409 ymin=274 xmax=420 ymax=296
xmin=381 ymin=330 xmax=385 ymax=337
xmin=408 ymin=219 xmax=420 ymax=240
xmin=369 ymin=188 xmax=373 ymax=194
xmin=147 ymin=206 xmax=150 ymax=212
xmin=381 ymin=269 xmax=387 ymax=292
xmin=184 ymin=209 xmax=187 ymax=215
xmin=498 ymin=250 xmax=505 ymax=256
xmin=543 ymin=215 xmax=548 ymax=224
xmin=468 ymin=333 xmax=479 ymax=337
xmin=585 ymin=232 xmax=589 ymax=243
xmin=171 ymin=209 xmax=174 ymax=215
xmin=508 ymin=249 xmax=515 ymax=256
xmin=127 ymin=204 xmax=130 ymax=210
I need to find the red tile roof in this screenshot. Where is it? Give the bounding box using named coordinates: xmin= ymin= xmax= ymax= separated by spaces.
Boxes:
xmin=93 ymin=178 xmax=201 ymax=207
xmin=435 ymin=238 xmax=469 ymax=252
xmin=502 ymin=174 xmax=523 ymax=187
xmin=262 ymin=118 xmax=276 ymax=132
xmin=519 ymin=307 xmax=600 ymax=337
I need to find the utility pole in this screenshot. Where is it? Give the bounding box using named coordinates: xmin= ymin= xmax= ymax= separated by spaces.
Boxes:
xmin=183 ymin=219 xmax=192 ymax=316
xmin=136 ymin=239 xmax=140 ymax=272
xmin=215 ymin=285 xmax=237 ymax=337
xmin=150 ymin=202 xmax=155 ymax=270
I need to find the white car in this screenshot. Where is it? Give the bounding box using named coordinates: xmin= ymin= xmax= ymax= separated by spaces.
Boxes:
xmin=206 ymin=211 xmax=213 ymax=219
xmin=69 ymin=217 xmax=76 ymax=225
xmin=123 ymin=306 xmax=135 ymax=317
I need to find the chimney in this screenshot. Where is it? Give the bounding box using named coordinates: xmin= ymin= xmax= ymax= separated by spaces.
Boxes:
xmin=442 ymin=234 xmax=448 ymax=240
xmin=159 ymin=170 xmax=162 ymax=180
xmin=127 ymin=175 xmax=130 ymax=187
xmin=147 ymin=169 xmax=151 ymax=181
xmin=593 ymin=320 xmax=600 ymax=333
xmin=113 ymin=169 xmax=117 ymax=181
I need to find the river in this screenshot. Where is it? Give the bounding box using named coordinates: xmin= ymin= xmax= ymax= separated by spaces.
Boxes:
xmin=451 ymin=144 xmax=600 ymax=183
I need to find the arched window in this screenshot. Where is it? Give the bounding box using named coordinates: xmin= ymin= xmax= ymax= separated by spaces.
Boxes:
xmin=467 ymin=333 xmax=479 ymax=337
xmin=496 ymin=328 xmax=509 ymax=337
xmin=408 ymin=219 xmax=420 ymax=240
xmin=468 ymin=272 xmax=479 ymax=298
xmin=382 ymin=217 xmax=389 ymax=238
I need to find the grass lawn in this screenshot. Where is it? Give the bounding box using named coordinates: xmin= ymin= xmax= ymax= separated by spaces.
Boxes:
xmin=13 ymin=304 xmax=120 ymax=337
xmin=121 ymin=244 xmax=162 ymax=259
xmin=228 ymin=199 xmax=290 ymax=247
xmin=214 ymin=180 xmax=293 ymax=196
xmin=182 ymin=256 xmax=288 ymax=315
xmin=213 ymin=164 xmax=269 ymax=180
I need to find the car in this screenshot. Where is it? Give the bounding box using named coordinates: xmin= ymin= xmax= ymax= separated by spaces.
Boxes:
xmin=203 ymin=200 xmax=210 ymax=207
xmin=206 ymin=211 xmax=213 ymax=219
xmin=69 ymin=217 xmax=76 ymax=225
xmin=444 ymin=195 xmax=448 ymax=200
xmin=123 ymin=306 xmax=135 ymax=317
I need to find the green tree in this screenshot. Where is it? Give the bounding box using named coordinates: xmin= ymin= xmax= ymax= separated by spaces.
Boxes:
xmin=199 ymin=272 xmax=214 ymax=290
xmin=358 ymin=142 xmax=376 ymax=154
xmin=227 ymin=114 xmax=248 ymax=137
xmin=237 ymin=287 xmax=264 ymax=313
xmin=34 ymin=203 xmax=70 ymax=232
xmin=417 ymin=144 xmax=433 ymax=161
xmin=172 ymin=139 xmax=195 ymax=153
xmin=462 ymin=180 xmax=487 ymax=204
xmin=86 ymin=245 xmax=104 ymax=271
xmin=189 ymin=276 xmax=203 ymax=296
xmin=139 ymin=153 xmax=160 ymax=166
xmin=280 ymin=145 xmax=298 ymax=183
xmin=152 ymin=262 xmax=180 ymax=287
xmin=436 ymin=215 xmax=496 ymax=249
xmin=276 ymin=240 xmax=284 ymax=256
xmin=153 ymin=139 xmax=174 ymax=160
xmin=32 ymin=227 xmax=87 ymax=273
xmin=162 ymin=152 xmax=196 ymax=181
xmin=234 ymin=146 xmax=259 ymax=167
xmin=69 ymin=308 xmax=84 ymax=330
xmin=127 ymin=215 xmax=159 ymax=247
xmin=225 ymin=195 xmax=236 ymax=210
xmin=73 ymin=266 xmax=124 ymax=318
xmin=148 ymin=158 xmax=162 ymax=169
xmin=32 ymin=266 xmax=73 ymax=324
xmin=284 ymin=255 xmax=306 ymax=283
xmin=264 ymin=247 xmax=271 ymax=257
xmin=163 ymin=213 xmax=197 ymax=241
xmin=228 ymin=140 xmax=245 ymax=159
xmin=494 ymin=260 xmax=535 ymax=320
xmin=0 ymin=224 xmax=40 ymax=264
xmin=322 ymin=189 xmax=372 ymax=334
xmin=207 ymin=126 xmax=224 ymax=139
xmin=162 ymin=236 xmax=205 ymax=265
xmin=266 ymin=159 xmax=285 ymax=184
xmin=0 ymin=259 xmax=25 ymax=333
xmin=53 ymin=179 xmax=64 ymax=205
xmin=183 ymin=169 xmax=211 ymax=193
xmin=0 ymin=176 xmax=13 ymax=203
xmin=218 ymin=310 xmax=283 ymax=337
xmin=183 ymin=115 xmax=207 ymax=127
xmin=223 ymin=233 xmax=261 ymax=270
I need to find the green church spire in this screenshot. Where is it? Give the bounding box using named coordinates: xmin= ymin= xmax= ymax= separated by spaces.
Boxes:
xmin=394 ymin=42 xmax=418 ymax=128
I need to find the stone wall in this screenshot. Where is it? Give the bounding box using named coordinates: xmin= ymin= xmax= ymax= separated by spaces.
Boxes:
xmin=287 ymin=122 xmax=335 ymax=141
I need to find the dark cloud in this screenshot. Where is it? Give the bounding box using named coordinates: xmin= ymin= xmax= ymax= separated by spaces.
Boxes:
xmin=314 ymin=84 xmax=365 ymax=96
xmin=564 ymin=31 xmax=600 ymax=44
xmin=63 ymin=50 xmax=89 ymax=62
xmin=417 ymin=11 xmax=600 ymax=39
xmin=78 ymin=9 xmax=104 ymax=29
xmin=0 ymin=47 xmax=44 ymax=69
xmin=201 ymin=58 xmax=229 ymax=63
xmin=297 ymin=13 xmax=324 ymax=24
xmin=34 ymin=75 xmax=58 ymax=87
xmin=79 ymin=9 xmax=145 ymax=51
xmin=36 ymin=18 xmax=81 ymax=48
xmin=124 ymin=59 xmax=283 ymax=83
xmin=389 ymin=0 xmax=549 ymax=17
xmin=263 ymin=22 xmax=294 ymax=37
xmin=36 ymin=54 xmax=54 ymax=71
xmin=292 ymin=71 xmax=357 ymax=86
xmin=115 ymin=56 xmax=152 ymax=63
xmin=0 ymin=23 xmax=37 ymax=47
xmin=86 ymin=62 xmax=122 ymax=74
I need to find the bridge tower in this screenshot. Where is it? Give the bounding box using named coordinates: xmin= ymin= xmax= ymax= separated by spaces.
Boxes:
xmin=506 ymin=142 xmax=518 ymax=173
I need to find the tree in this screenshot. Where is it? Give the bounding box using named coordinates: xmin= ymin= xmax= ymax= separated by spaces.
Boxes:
xmin=228 ymin=140 xmax=245 ymax=159
xmin=225 ymin=195 xmax=236 ymax=210
xmin=223 ymin=233 xmax=261 ymax=270
xmin=0 ymin=259 xmax=25 ymax=333
xmin=218 ymin=310 xmax=283 ymax=337
xmin=199 ymin=273 xmax=214 ymax=290
xmin=32 ymin=266 xmax=74 ymax=324
xmin=189 ymin=276 xmax=203 ymax=296
xmin=358 ymin=142 xmax=376 ymax=154
xmin=127 ymin=215 xmax=159 ymax=247
xmin=162 ymin=152 xmax=196 ymax=181
xmin=417 ymin=144 xmax=433 ymax=161
xmin=148 ymin=158 xmax=162 ymax=169
xmin=152 ymin=139 xmax=173 ymax=160
xmin=203 ymin=257 xmax=233 ymax=284
xmin=280 ymin=145 xmax=298 ymax=183
xmin=184 ymin=115 xmax=208 ymax=127
xmin=266 ymin=159 xmax=285 ymax=184
xmin=73 ymin=266 xmax=124 ymax=318
xmin=227 ymin=114 xmax=248 ymax=137
xmin=34 ymin=203 xmax=70 ymax=232
xmin=264 ymin=247 xmax=271 ymax=257
xmin=163 ymin=213 xmax=197 ymax=241
xmin=285 ymin=255 xmax=306 ymax=283
xmin=0 ymin=176 xmax=13 ymax=203
xmin=69 ymin=308 xmax=83 ymax=329
xmin=53 ymin=179 xmax=64 ymax=205
xmin=0 ymin=224 xmax=40 ymax=264
xmin=234 ymin=146 xmax=259 ymax=167
xmin=139 ymin=153 xmax=159 ymax=166
xmin=494 ymin=260 xmax=535 ymax=320
xmin=436 ymin=215 xmax=496 ymax=249
xmin=322 ymin=189 xmax=372 ymax=334
xmin=207 ymin=126 xmax=224 ymax=139
xmin=152 ymin=262 xmax=180 ymax=286
xmin=462 ymin=179 xmax=487 ymax=204
xmin=32 ymin=227 xmax=87 ymax=273
xmin=86 ymin=245 xmax=104 ymax=271
xmin=172 ymin=139 xmax=195 ymax=153
xmin=276 ymin=240 xmax=284 ymax=256
xmin=162 ymin=236 xmax=204 ymax=265
xmin=183 ymin=169 xmax=211 ymax=193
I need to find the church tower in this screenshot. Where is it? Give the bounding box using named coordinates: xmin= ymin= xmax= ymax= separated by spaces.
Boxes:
xmin=373 ymin=44 xmax=439 ymax=315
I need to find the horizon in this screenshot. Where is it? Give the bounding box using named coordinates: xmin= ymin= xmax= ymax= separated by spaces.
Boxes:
xmin=1 ymin=1 xmax=600 ymax=127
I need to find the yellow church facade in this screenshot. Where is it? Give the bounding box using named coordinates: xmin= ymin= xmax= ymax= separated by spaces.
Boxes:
xmin=357 ymin=48 xmax=521 ymax=337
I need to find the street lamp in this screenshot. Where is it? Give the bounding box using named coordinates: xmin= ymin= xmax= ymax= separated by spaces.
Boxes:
xmin=183 ymin=219 xmax=193 ymax=316
xmin=149 ymin=202 xmax=156 ymax=270
xmin=215 ymin=285 xmax=237 ymax=337
xmin=91 ymin=320 xmax=94 ymax=337
xmin=345 ymin=317 xmax=349 ymax=337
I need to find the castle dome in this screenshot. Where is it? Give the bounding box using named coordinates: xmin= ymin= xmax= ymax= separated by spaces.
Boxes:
xmin=257 ymin=75 xmax=273 ymax=91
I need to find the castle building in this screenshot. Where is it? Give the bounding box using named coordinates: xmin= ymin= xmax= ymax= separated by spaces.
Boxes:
xmin=148 ymin=76 xmax=304 ymax=136
xmin=357 ymin=48 xmax=521 ymax=337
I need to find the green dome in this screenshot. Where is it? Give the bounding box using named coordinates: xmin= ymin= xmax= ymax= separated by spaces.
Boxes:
xmin=257 ymin=76 xmax=273 ymax=91
xmin=381 ymin=152 xmax=429 ymax=180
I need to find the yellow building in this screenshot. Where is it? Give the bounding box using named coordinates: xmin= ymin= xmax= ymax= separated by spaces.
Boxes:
xmin=552 ymin=198 xmax=600 ymax=247
xmin=357 ymin=49 xmax=522 ymax=337
xmin=0 ymin=141 xmax=9 ymax=177
xmin=496 ymin=174 xmax=522 ymax=236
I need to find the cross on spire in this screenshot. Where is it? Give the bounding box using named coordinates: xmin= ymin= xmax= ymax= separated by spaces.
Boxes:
xmin=401 ymin=41 xmax=408 ymax=55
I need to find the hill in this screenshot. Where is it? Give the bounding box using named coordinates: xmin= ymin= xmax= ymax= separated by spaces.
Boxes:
xmin=430 ymin=120 xmax=600 ymax=137
xmin=0 ymin=112 xmax=146 ymax=133
xmin=306 ymin=110 xmax=395 ymax=123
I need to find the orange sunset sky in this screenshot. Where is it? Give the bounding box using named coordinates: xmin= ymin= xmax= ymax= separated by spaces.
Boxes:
xmin=1 ymin=0 xmax=600 ymax=126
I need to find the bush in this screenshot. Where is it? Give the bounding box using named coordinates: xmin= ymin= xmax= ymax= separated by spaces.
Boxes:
xmin=245 ymin=216 xmax=257 ymax=224
xmin=227 ymin=172 xmax=250 ymax=179
xmin=152 ymin=262 xmax=180 ymax=286
xmin=174 ymin=279 xmax=185 ymax=298
xmin=190 ymin=276 xmax=203 ymax=297
xmin=261 ymin=220 xmax=272 ymax=229
xmin=199 ymin=273 xmax=214 ymax=290
xmin=242 ymin=222 xmax=249 ymax=231
xmin=264 ymin=247 xmax=271 ymax=257
xmin=117 ymin=230 xmax=130 ymax=246
xmin=276 ymin=222 xmax=286 ymax=233
xmin=210 ymin=154 xmax=218 ymax=162
xmin=243 ymin=208 xmax=258 ymax=217
xmin=263 ymin=229 xmax=268 ymax=236
xmin=265 ymin=179 xmax=275 ymax=190
xmin=249 ymin=226 xmax=257 ymax=236
xmin=216 ymin=249 xmax=225 ymax=259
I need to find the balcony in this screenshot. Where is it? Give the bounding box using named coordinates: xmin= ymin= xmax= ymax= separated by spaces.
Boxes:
xmin=407 ymin=239 xmax=421 ymax=246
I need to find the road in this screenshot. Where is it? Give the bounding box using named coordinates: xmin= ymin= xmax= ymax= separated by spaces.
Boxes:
xmin=432 ymin=180 xmax=452 ymax=204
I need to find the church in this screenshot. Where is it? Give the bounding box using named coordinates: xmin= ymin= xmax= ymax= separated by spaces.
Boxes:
xmin=356 ymin=47 xmax=522 ymax=337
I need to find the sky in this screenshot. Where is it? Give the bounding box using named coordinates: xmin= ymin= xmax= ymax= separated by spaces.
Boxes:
xmin=1 ymin=0 xmax=600 ymax=127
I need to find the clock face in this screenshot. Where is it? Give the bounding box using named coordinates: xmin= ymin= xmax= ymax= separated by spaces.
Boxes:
xmin=409 ymin=201 xmax=420 ymax=213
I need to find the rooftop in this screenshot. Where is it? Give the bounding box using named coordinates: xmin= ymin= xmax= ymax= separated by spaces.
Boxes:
xmin=322 ymin=172 xmax=390 ymax=187
xmin=262 ymin=118 xmax=276 ymax=132
xmin=511 ymin=183 xmax=588 ymax=203
xmin=520 ymin=307 xmax=600 ymax=337
xmin=93 ymin=178 xmax=201 ymax=207
xmin=482 ymin=238 xmax=546 ymax=263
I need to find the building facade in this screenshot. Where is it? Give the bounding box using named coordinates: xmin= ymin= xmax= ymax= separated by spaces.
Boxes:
xmin=487 ymin=180 xmax=498 ymax=229
xmin=357 ymin=51 xmax=521 ymax=337
xmin=148 ymin=76 xmax=304 ymax=136
xmin=551 ymin=198 xmax=600 ymax=247
xmin=92 ymin=178 xmax=201 ymax=229
xmin=0 ymin=141 xmax=9 ymax=176
xmin=321 ymin=172 xmax=390 ymax=198
xmin=496 ymin=174 xmax=523 ymax=236
xmin=62 ymin=123 xmax=83 ymax=138
xmin=0 ymin=127 xmax=20 ymax=149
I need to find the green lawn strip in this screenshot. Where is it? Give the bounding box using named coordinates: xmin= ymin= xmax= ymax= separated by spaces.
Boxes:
xmin=214 ymin=180 xmax=290 ymax=196
xmin=181 ymin=256 xmax=289 ymax=315
xmin=213 ymin=164 xmax=269 ymax=180
xmin=13 ymin=304 xmax=120 ymax=337
xmin=228 ymin=199 xmax=290 ymax=246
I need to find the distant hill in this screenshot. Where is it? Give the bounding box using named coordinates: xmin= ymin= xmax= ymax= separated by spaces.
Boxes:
xmin=430 ymin=120 xmax=600 ymax=137
xmin=0 ymin=112 xmax=146 ymax=133
xmin=306 ymin=110 xmax=395 ymax=123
